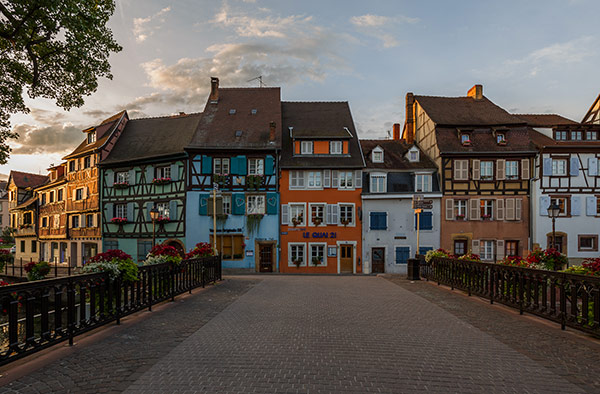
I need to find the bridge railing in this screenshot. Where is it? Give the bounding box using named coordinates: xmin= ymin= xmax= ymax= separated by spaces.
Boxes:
xmin=423 ymin=257 xmax=600 ymax=337
xmin=0 ymin=256 xmax=221 ymax=366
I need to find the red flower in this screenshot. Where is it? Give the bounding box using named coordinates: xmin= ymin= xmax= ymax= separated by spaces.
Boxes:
xmin=88 ymin=249 xmax=132 ymax=264
xmin=185 ymin=242 xmax=214 ymax=259
xmin=149 ymin=244 xmax=180 ymax=258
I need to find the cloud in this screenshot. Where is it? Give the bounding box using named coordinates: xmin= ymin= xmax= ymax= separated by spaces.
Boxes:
xmin=11 ymin=122 xmax=83 ymax=155
xmin=350 ymin=14 xmax=418 ymax=48
xmin=133 ymin=7 xmax=171 ymax=42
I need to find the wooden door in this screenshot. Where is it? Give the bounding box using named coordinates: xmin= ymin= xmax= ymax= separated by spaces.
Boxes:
xmin=259 ymin=244 xmax=273 ymax=273
xmin=371 ymin=248 xmax=385 ymax=273
xmin=340 ymin=245 xmax=353 ymax=273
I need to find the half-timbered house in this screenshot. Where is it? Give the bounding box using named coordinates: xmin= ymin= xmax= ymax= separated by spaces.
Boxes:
xmin=403 ymin=85 xmax=540 ymax=261
xmin=35 ymin=164 xmax=68 ymax=263
xmin=582 ymin=93 xmax=600 ymax=124
xmin=186 ymin=78 xmax=281 ymax=272
xmin=100 ymin=113 xmax=201 ymax=261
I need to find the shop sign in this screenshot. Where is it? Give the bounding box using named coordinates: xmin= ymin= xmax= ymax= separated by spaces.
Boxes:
xmin=302 ymin=231 xmax=337 ymax=239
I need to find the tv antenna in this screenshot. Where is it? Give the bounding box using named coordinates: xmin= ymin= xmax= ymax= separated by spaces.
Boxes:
xmin=247 ymin=76 xmax=266 ymax=87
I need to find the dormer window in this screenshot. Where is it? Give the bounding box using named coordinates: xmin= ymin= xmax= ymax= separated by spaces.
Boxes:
xmin=497 ymin=133 xmax=506 ymax=144
xmin=415 ymin=174 xmax=432 ymax=192
xmin=372 ymin=146 xmax=384 ymax=163
xmin=555 ymin=131 xmax=567 ymax=140
xmin=330 ymin=141 xmax=342 ymax=155
xmin=251 ymin=109 xmax=257 ymax=115
xmin=301 ymin=141 xmax=313 ymax=154
xmin=87 ymin=131 xmax=96 ymax=144
xmin=461 ymin=134 xmax=471 ymax=145
xmin=407 ymin=147 xmax=419 ymax=163
xmin=229 ymin=109 xmax=236 ymax=115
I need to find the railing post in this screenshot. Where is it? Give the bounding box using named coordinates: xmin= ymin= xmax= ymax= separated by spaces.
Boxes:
xmin=560 ymin=273 xmax=567 ymax=330
xmin=467 ymin=265 xmax=472 ymax=296
xmin=188 ymin=260 xmax=192 ymax=294
xmin=54 ymin=257 xmax=58 ymax=277
xmin=67 ymin=277 xmax=75 ymax=346
xmin=519 ymin=272 xmax=524 ymax=315
xmin=20 ymin=257 xmax=23 ymax=277
xmin=171 ymin=264 xmax=175 ymax=302
xmin=115 ymin=276 xmax=122 ymax=325
xmin=148 ymin=268 xmax=153 ymax=312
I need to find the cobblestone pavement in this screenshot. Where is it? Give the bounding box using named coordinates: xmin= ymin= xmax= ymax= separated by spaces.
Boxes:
xmin=124 ymin=276 xmax=585 ymax=393
xmin=385 ymin=276 xmax=600 ymax=393
xmin=0 ymin=278 xmax=259 ymax=394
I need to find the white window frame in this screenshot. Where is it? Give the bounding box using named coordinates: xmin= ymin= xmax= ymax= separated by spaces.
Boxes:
xmin=506 ymin=160 xmax=519 ymax=180
xmin=372 ymin=147 xmax=384 ymax=163
xmin=309 ymin=242 xmax=327 ymax=266
xmin=289 ymin=170 xmax=305 ymax=189
xmin=289 ymin=203 xmax=306 ymax=226
xmin=480 ymin=199 xmax=494 ymax=219
xmin=288 ymin=242 xmax=307 ymax=267
xmin=115 ymin=203 xmax=127 ymax=219
xmin=54 ymin=215 xmax=60 ymax=228
xmin=415 ymin=174 xmax=431 ymax=193
xmin=497 ymin=134 xmax=505 ymax=144
xmin=338 ymin=171 xmax=354 ymax=190
xmin=461 ymin=134 xmax=471 ymax=144
xmin=75 ymin=188 xmax=84 ymax=201
xmin=550 ymin=197 xmax=569 ymax=217
xmin=480 ymin=161 xmax=494 ymax=180
xmin=87 ymin=132 xmax=96 ymax=144
xmin=370 ymin=173 xmax=386 ymax=193
xmin=222 ymin=195 xmax=231 ymax=215
xmin=72 ymin=215 xmax=79 ymax=228
xmin=308 ymin=203 xmax=326 ymax=227
xmin=301 ymin=141 xmax=313 ymax=154
xmin=307 ymin=171 xmax=322 ymax=189
xmin=481 ymin=240 xmax=494 ymax=261
xmin=552 ymin=159 xmax=567 ymax=176
xmin=248 ymin=158 xmax=264 ymax=175
xmin=156 ymin=166 xmax=171 ymax=179
xmin=407 ymin=148 xmax=419 ymax=162
xmin=214 ymin=158 xmax=230 ymax=175
xmin=330 ymin=141 xmax=342 ymax=155
xmin=454 ymin=200 xmax=468 ymax=220
xmin=246 ymin=194 xmax=265 ymax=215
xmin=339 ymin=203 xmax=355 ymax=226
xmin=156 ymin=201 xmax=170 ymax=218
xmin=116 ymin=171 xmax=129 ymax=184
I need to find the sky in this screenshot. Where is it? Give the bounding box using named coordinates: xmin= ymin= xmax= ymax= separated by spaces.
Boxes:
xmin=2 ymin=0 xmax=599 ymax=177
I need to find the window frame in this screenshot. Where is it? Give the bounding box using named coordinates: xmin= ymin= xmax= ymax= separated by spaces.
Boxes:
xmin=578 ymin=235 xmax=598 ymax=252
xmin=550 ymin=196 xmax=570 ymax=217
xmin=288 ymin=242 xmax=307 ymax=267
xmin=415 ymin=173 xmax=431 ymax=193
xmin=156 ymin=201 xmax=170 ymax=218
xmin=480 ymin=161 xmax=494 ymax=181
xmin=370 ymin=173 xmax=386 ymax=193
xmin=480 ymin=199 xmax=494 ymax=220
xmin=454 ymin=199 xmax=468 ymax=220
xmin=87 ymin=131 xmax=96 ymax=144
xmin=551 ymin=158 xmax=568 ymax=177
xmin=213 ymin=158 xmax=231 ymax=175
xmin=307 ymin=171 xmax=322 ymax=189
xmin=338 ymin=171 xmax=354 ymax=190
xmin=155 ymin=165 xmax=171 ymax=179
xmin=339 ymin=203 xmax=355 ymax=226
xmin=481 ymin=240 xmax=495 ymax=261
xmin=289 ymin=170 xmax=305 ymax=189
xmin=308 ymin=203 xmax=326 ymax=227
xmin=372 ymin=147 xmax=384 ymax=163
xmin=300 ymin=141 xmax=313 ymax=154
xmin=115 ymin=171 xmax=129 ymax=184
xmin=246 ymin=194 xmax=266 ymax=215
xmin=289 ymin=203 xmax=306 ymax=226
xmin=248 ymin=158 xmax=264 ymax=176
xmin=309 ymin=242 xmax=327 ymax=266
xmin=114 ymin=203 xmax=127 ymax=219
xmin=330 ymin=141 xmax=343 ymax=155
xmin=506 ymin=160 xmax=519 ymax=180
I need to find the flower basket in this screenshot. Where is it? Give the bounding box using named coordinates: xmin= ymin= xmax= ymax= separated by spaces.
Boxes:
xmin=156 ymin=216 xmax=170 ymax=225
xmin=455 ymin=214 xmax=465 ymax=221
xmin=291 ymin=216 xmax=303 ymax=227
xmin=113 ymin=182 xmax=129 ymax=189
xmin=111 ymin=217 xmax=128 ymax=225
xmin=312 ymin=217 xmax=323 ymax=226
xmin=216 ymin=213 xmax=229 ymax=221
xmin=497 ymin=140 xmax=507 ymax=146
xmin=213 ymin=174 xmax=228 ymax=185
xmin=462 ymin=140 xmax=471 ymax=146
xmin=481 ymin=214 xmax=491 ymax=220
xmin=340 ymin=218 xmax=351 ymax=226
xmin=152 ymin=177 xmax=172 ymax=185
xmin=246 ymin=175 xmax=264 ymax=190
xmin=247 ymin=213 xmax=264 ymax=234
xmin=312 ymin=257 xmax=322 ymax=266
xmin=293 ymin=259 xmax=302 ymax=268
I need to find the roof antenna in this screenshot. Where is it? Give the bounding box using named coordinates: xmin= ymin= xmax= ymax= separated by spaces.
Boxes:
xmin=247 ymin=76 xmax=266 ymax=87
xmin=386 ymin=130 xmax=391 ymax=139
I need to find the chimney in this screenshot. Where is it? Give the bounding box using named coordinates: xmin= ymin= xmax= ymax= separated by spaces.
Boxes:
xmin=404 ymin=93 xmax=415 ymax=144
xmin=209 ymin=77 xmax=219 ymax=103
xmin=269 ymin=121 xmax=276 ymax=142
xmin=467 ymin=84 xmax=483 ymax=100
xmin=392 ymin=123 xmax=401 ymax=140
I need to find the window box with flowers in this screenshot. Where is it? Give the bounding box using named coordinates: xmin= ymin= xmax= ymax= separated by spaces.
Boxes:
xmin=111 ymin=217 xmax=128 ymax=225
xmin=113 ymin=182 xmax=129 ymax=189
xmin=213 ymin=174 xmax=228 ymax=186
xmin=481 ymin=214 xmax=492 ymax=220
xmin=461 ymin=140 xmax=471 ymax=146
xmin=293 ymin=259 xmax=302 ymax=268
xmin=312 ymin=217 xmax=323 ymax=226
xmin=152 ymin=177 xmax=172 ymax=185
xmin=291 ymin=214 xmax=304 ymax=227
xmin=156 ymin=216 xmax=170 ymax=225
xmin=312 ymin=257 xmax=323 ymax=267
xmin=246 ymin=174 xmax=264 ymax=190
xmin=340 ymin=218 xmax=351 ymax=226
xmin=455 ymin=214 xmax=466 ymax=221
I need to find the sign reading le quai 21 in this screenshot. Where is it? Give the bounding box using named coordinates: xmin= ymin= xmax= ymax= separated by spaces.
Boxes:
xmin=303 ymin=232 xmax=337 ymax=239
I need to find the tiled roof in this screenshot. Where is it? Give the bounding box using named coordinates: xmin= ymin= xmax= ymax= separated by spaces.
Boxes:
xmin=514 ymin=114 xmax=577 ymax=127
xmin=9 ymin=171 xmax=49 ymax=189
xmin=360 ymin=140 xmax=437 ymax=170
xmin=187 ymin=88 xmax=281 ymax=150
xmin=435 ymin=127 xmax=544 ymax=154
xmin=63 ymin=111 xmax=128 ymax=160
xmin=101 ymin=113 xmax=202 ymax=166
xmin=280 ymin=102 xmax=365 ymax=169
xmin=415 ymin=95 xmax=524 ymax=126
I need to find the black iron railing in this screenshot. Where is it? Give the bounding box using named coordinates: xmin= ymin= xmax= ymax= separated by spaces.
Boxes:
xmin=0 ymin=256 xmax=221 ymax=366
xmin=422 ymin=257 xmax=600 ymax=337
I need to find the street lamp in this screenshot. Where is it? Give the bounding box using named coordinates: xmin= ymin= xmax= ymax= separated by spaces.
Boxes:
xmin=150 ymin=206 xmax=160 ymax=247
xmin=548 ymin=202 xmax=561 ymax=253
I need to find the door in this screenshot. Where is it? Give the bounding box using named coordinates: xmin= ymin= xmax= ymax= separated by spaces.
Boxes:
xmin=371 ymin=248 xmax=385 ymax=273
xmin=259 ymin=244 xmax=273 ymax=273
xmin=340 ymin=244 xmax=353 ymax=273
xmin=454 ymin=240 xmax=467 ymax=256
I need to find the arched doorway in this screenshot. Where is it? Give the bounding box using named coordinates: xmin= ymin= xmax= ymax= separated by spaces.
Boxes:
xmin=164 ymin=239 xmax=185 ymax=257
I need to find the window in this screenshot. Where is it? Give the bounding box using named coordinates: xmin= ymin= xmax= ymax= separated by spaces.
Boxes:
xmin=550 ymin=197 xmax=569 ymax=216
xmin=548 ymin=235 xmax=564 ymax=253
xmin=330 ymin=141 xmax=342 ymax=155
xmin=408 ymin=150 xmax=419 ymax=162
xmin=222 ymin=195 xmax=231 ymax=215
xmin=49 ymin=191 xmax=55 ymax=203
xmin=309 ymin=204 xmax=325 ymax=226
xmin=289 ymin=204 xmax=306 ymax=226
xmin=156 ymin=166 xmax=171 ymax=179
xmin=210 ymin=234 xmax=245 ymax=259
xmin=115 ymin=171 xmax=129 ymax=184
xmin=20 ymin=240 xmax=25 ymax=253
xmin=481 ymin=241 xmax=494 ymax=261
xmin=578 ymin=235 xmax=598 ymax=252
xmin=289 ymin=243 xmax=306 ymax=266
xmin=75 ymin=188 xmax=84 ymax=200
xmin=42 ymin=217 xmax=48 ymax=228
xmin=156 ymin=202 xmax=170 ymax=218
xmin=69 ymin=161 xmax=76 ymax=172
xmin=339 ymin=204 xmax=354 ymax=225
xmin=84 ymin=214 xmax=93 ymax=227
xmin=115 ymin=203 xmax=127 ymax=219
xmin=555 ymin=131 xmax=567 ymax=141
xmin=395 ymin=247 xmax=410 ymax=264
xmin=571 ymin=131 xmax=582 ymax=141
xmin=23 ymin=212 xmax=32 ymax=225
xmin=248 ymin=158 xmax=264 ymax=175
xmin=290 ymin=171 xmax=305 ymax=188
xmin=87 ymin=132 xmax=96 ymax=144
xmin=84 ymin=156 xmax=91 ymax=168
xmin=552 ymin=159 xmax=567 ymax=176
xmin=506 ymin=160 xmax=519 ymax=180
xmin=415 ymin=174 xmax=431 ymax=192
xmin=214 ymin=158 xmax=230 ymax=175
xmin=505 ymin=241 xmax=519 ymax=257
xmin=41 ymin=193 xmax=46 ymax=205
xmin=454 ymin=160 xmax=469 ymax=180
xmin=31 ymin=241 xmax=37 ymax=253
xmin=301 ymin=141 xmax=313 ymax=154
xmin=339 ymin=171 xmax=353 ymax=189
xmin=72 ymin=215 xmax=80 ymax=228
xmin=369 ymin=212 xmax=387 ymax=230
xmin=137 ymin=240 xmax=153 ymax=262
xmin=586 ymin=131 xmax=597 ymax=140
xmin=310 ymin=244 xmax=325 ymax=265
xmin=454 ymin=200 xmax=467 ymax=220
xmin=415 ymin=212 xmax=433 ymax=230
xmin=461 ymin=134 xmax=470 ymax=144
xmin=58 ymin=189 xmax=63 ymax=201
xmin=307 ymin=171 xmax=322 ymax=188
xmin=497 ymin=134 xmax=506 ymax=144
xmin=372 ymin=148 xmax=383 ymax=163
xmin=370 ymin=173 xmax=386 ymax=193
xmin=480 ymin=161 xmax=494 ymax=180
xmin=246 ymin=195 xmax=265 ymax=215
xmin=480 ymin=200 xmax=494 ymax=219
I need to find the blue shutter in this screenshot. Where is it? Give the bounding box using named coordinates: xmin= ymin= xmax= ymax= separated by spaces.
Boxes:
xmin=370 ymin=212 xmax=386 ymax=230
xmin=202 ymin=156 xmax=212 ymax=174
xmin=381 ymin=213 xmax=387 ymax=229
xmin=419 ymin=247 xmax=433 ymax=256
xmin=589 ymin=158 xmax=598 ymax=176
xmin=145 ymin=166 xmax=154 ymax=183
xmin=126 ymin=203 xmax=135 ymax=222
xmin=193 ymin=155 xmax=202 ymax=175
xmin=539 ymin=196 xmax=550 ymax=216
xmin=587 ymin=196 xmax=597 ymax=216
xmin=266 ymin=192 xmax=278 ymax=215
xmin=128 ymin=169 xmax=136 ymax=185
xmin=199 ymin=194 xmax=209 ymax=215
xmin=105 ymin=203 xmax=114 ymax=221
xmin=571 ymin=196 xmax=581 ymax=216
xmin=543 ymin=158 xmax=552 ymax=176
xmin=230 ymin=157 xmax=238 ymax=175
xmin=265 ymin=155 xmax=274 ymax=175
xmin=570 ymin=157 xmax=579 ymax=176
xmin=145 ymin=202 xmax=153 ymax=222
xmin=105 ymin=170 xmax=114 ymax=187
xmin=232 ymin=193 xmax=245 ymax=215
xmin=395 ymin=247 xmax=410 ymax=264
xmin=169 ymin=200 xmax=178 ymax=220
xmin=370 ymin=212 xmax=376 ymax=230
xmin=237 ymin=156 xmax=247 ymax=175
xmin=416 ymin=212 xmax=433 ymax=230
xmin=170 ymin=164 xmax=179 ymax=181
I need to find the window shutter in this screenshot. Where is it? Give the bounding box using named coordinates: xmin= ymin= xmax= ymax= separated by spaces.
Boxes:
xmin=230 ymin=156 xmax=238 ymax=175
xmin=281 ymin=204 xmax=289 ymax=225
xmin=586 ymin=196 xmax=597 ymax=216
xmin=199 ymin=194 xmax=208 ymax=215
xmin=588 ymin=158 xmax=598 ymax=176
xmin=539 ymin=196 xmax=550 ymax=216
xmin=237 ymin=156 xmax=247 ymax=175
xmin=106 ymin=170 xmax=114 ymax=187
xmin=472 ymin=160 xmax=480 ymax=180
xmin=543 ymin=158 xmax=552 ymax=176
xmin=128 ymin=169 xmax=136 ymax=185
xmin=472 ymin=240 xmax=480 ymax=255
xmin=496 ymin=240 xmax=505 ymax=261
xmin=354 ymin=170 xmax=362 ymax=188
xmin=521 ymin=159 xmax=529 ymax=179
xmin=445 ymin=199 xmax=454 ymax=220
xmin=72 ymin=189 xmax=77 ymax=201
xmin=454 ymin=161 xmax=461 ymax=180
xmin=496 ymin=199 xmax=504 ymax=221
xmin=146 ymin=202 xmax=153 ymax=221
xmin=496 ymin=159 xmax=505 ymax=180
xmin=505 ymin=198 xmax=515 ymax=220
xmin=145 ymin=165 xmax=154 ymax=183
xmin=126 ymin=203 xmax=135 ymax=222
xmin=266 ymin=192 xmax=278 ymax=215
xmin=326 ymin=204 xmax=332 ymax=224
xmin=202 ymin=156 xmax=212 ymax=174
xmin=461 ymin=161 xmax=469 ymax=180
xmin=170 ymin=164 xmax=179 ymax=181
xmin=418 ymin=212 xmax=433 ymax=230
xmin=323 ymin=170 xmax=331 ymax=188
xmin=93 ymin=213 xmax=99 ymax=228
xmin=469 ymin=199 xmax=479 ymax=220
xmin=232 ymin=193 xmax=245 ymax=215
xmin=570 ymin=156 xmax=579 ymax=176
xmin=515 ymin=199 xmax=522 ymax=220
xmin=331 ymin=204 xmax=339 ymax=225
xmin=571 ymin=196 xmax=581 ymax=216
xmin=104 ymin=203 xmax=113 ymax=222
xmin=332 ymin=170 xmax=339 ymax=188
xmin=84 ymin=187 xmax=89 ymax=199
xmin=169 ymin=200 xmax=178 ymax=220
xmin=265 ymin=155 xmax=274 ymax=176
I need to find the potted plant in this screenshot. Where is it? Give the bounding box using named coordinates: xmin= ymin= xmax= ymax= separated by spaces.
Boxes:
xmin=156 ymin=216 xmax=170 ymax=225
xmin=152 ymin=177 xmax=172 ymax=185
xmin=247 ymin=174 xmax=264 ymax=190
xmin=312 ymin=217 xmax=323 ymax=226
xmin=213 ymin=174 xmax=227 ymax=186
xmin=456 ymin=214 xmax=465 ymax=220
xmin=293 ymin=259 xmax=302 ymax=268
xmin=113 ymin=181 xmax=129 ymax=189
xmin=24 ymin=261 xmax=51 ymax=281
xmin=340 ymin=218 xmax=351 ymax=226
xmin=291 ymin=215 xmax=303 ymax=227
xmin=111 ymin=217 xmax=128 ymax=225
xmin=312 ymin=257 xmax=322 ymax=266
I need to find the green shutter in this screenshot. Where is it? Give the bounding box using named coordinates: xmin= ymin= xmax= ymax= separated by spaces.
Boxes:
xmin=232 ymin=193 xmax=245 ymax=215
xmin=237 ymin=156 xmax=247 ymax=175
xmin=202 ymin=156 xmax=212 ymax=174
xmin=199 ymin=194 xmax=209 ymax=215
xmin=265 ymin=155 xmax=274 ymax=175
xmin=266 ymin=192 xmax=278 ymax=215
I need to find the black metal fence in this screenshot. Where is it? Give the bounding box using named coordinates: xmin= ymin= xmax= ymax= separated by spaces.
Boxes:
xmin=422 ymin=257 xmax=600 ymax=337
xmin=0 ymin=256 xmax=221 ymax=366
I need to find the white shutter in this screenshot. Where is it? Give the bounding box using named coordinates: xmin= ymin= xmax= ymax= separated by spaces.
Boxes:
xmin=497 ymin=159 xmax=505 ymax=180
xmin=281 ymin=204 xmax=289 ymax=225
xmin=354 ymin=170 xmax=362 ymax=188
xmin=588 ymin=158 xmax=598 ymax=176
xmin=515 ymin=199 xmax=522 ymax=220
xmin=83 ymin=187 xmax=88 ymax=199
xmin=496 ymin=199 xmax=504 ymax=221
xmin=332 ymin=170 xmax=339 ymax=188
xmin=521 ymin=159 xmax=530 ymax=179
xmin=587 ymin=196 xmax=597 ymax=216
xmin=472 ymin=240 xmax=480 ymax=255
xmin=496 ymin=240 xmax=505 ymax=261
xmin=472 ymin=160 xmax=480 ymax=180
xmin=461 ymin=161 xmax=469 ymax=180
xmin=331 ymin=204 xmax=339 ymax=225
xmin=469 ymin=199 xmax=480 ymax=220
xmin=80 ymin=214 xmax=85 ymax=227
xmin=445 ymin=199 xmax=454 ymax=220
xmin=323 ymin=170 xmax=331 ymax=188
xmin=93 ymin=213 xmax=98 ymax=227
xmin=326 ymin=204 xmax=333 ymax=224
xmin=454 ymin=161 xmax=461 ymax=180
xmin=505 ymin=198 xmax=515 ymax=220
xmin=539 ymin=196 xmax=550 ymax=216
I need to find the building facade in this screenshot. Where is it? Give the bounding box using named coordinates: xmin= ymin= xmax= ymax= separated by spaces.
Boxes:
xmin=279 ymin=102 xmax=364 ymax=274
xmin=36 ymin=164 xmax=68 ymax=263
xmin=0 ymin=181 xmax=8 ymax=232
xmin=360 ymin=134 xmax=441 ymax=274
xmin=186 ymin=78 xmax=281 ymax=272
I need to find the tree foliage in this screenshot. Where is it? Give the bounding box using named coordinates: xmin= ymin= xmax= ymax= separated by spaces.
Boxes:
xmin=0 ymin=0 xmax=122 ymax=163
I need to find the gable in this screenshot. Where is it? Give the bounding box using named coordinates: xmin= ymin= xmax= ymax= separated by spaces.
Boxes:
xmin=582 ymin=93 xmax=600 ymax=124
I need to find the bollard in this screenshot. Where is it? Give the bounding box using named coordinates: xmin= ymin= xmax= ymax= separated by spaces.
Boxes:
xmin=407 ymin=258 xmax=421 ymax=281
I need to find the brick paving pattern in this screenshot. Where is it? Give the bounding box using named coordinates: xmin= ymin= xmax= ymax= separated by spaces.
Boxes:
xmin=123 ymin=276 xmax=584 ymax=393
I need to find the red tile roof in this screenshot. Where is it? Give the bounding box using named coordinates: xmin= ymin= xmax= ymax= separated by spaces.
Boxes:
xmin=8 ymin=171 xmax=49 ymax=189
xmin=63 ymin=111 xmax=128 ymax=159
xmin=435 ymin=127 xmax=547 ymax=154
xmin=514 ymin=114 xmax=576 ymax=127
xmin=360 ymin=140 xmax=437 ymax=170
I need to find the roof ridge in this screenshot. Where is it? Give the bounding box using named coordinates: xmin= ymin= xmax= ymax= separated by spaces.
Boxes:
xmin=130 ymin=112 xmax=203 ymax=121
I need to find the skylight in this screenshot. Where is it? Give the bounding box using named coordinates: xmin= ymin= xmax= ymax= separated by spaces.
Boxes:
xmin=229 ymin=109 xmax=236 ymax=115
xmin=235 ymin=130 xmax=243 ymax=137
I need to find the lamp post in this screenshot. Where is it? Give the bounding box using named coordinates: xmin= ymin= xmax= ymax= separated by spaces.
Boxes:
xmin=547 ymin=202 xmax=561 ymax=255
xmin=150 ymin=207 xmax=160 ymax=247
